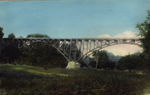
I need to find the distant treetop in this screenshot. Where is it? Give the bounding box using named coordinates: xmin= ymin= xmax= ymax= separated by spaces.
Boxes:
xmin=26 ymin=34 xmax=50 ymax=38
xmin=8 ymin=33 xmax=15 ymax=38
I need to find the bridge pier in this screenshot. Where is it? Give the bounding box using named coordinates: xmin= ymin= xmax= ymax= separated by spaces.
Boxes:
xmin=66 ymin=61 xmax=80 ymax=69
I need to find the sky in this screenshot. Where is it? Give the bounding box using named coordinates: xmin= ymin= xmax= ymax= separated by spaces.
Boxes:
xmin=0 ymin=0 xmax=150 ymax=56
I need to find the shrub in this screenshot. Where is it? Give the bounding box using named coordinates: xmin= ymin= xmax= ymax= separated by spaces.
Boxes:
xmin=0 ymin=43 xmax=21 ymax=63
xmin=117 ymin=54 xmax=144 ymax=70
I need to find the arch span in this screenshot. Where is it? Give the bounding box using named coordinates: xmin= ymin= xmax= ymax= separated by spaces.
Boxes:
xmin=77 ymin=43 xmax=141 ymax=62
xmin=1 ymin=38 xmax=141 ymax=63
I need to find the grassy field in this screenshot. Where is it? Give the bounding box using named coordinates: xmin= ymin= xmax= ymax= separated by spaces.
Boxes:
xmin=0 ymin=64 xmax=150 ymax=95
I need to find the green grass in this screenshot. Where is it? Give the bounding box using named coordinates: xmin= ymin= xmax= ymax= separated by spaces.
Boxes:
xmin=0 ymin=64 xmax=150 ymax=95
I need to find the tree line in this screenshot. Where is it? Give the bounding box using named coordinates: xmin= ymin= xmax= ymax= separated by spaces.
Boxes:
xmin=0 ymin=33 xmax=68 ymax=68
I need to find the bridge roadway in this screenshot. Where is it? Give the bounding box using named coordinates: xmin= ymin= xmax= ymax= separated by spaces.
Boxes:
xmin=1 ymin=38 xmax=141 ymax=63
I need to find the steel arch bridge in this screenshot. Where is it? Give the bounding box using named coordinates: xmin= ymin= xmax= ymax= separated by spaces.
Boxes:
xmin=1 ymin=38 xmax=141 ymax=62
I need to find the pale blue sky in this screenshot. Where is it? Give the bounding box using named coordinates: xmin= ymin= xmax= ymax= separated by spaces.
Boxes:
xmin=0 ymin=0 xmax=150 ymax=38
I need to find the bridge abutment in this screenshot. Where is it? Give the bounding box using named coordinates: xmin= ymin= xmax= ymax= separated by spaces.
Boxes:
xmin=66 ymin=61 xmax=80 ymax=69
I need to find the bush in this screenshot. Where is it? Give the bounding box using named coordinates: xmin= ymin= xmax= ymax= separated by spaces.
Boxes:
xmin=104 ymin=60 xmax=116 ymax=69
xmin=89 ymin=58 xmax=116 ymax=69
xmin=0 ymin=43 xmax=21 ymax=63
xmin=117 ymin=54 xmax=144 ymax=70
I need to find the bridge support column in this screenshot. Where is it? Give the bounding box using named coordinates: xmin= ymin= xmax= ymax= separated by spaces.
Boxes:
xmin=66 ymin=61 xmax=80 ymax=69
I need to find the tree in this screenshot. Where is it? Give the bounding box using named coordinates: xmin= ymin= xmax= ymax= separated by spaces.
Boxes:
xmin=17 ymin=33 xmax=67 ymax=68
xmin=26 ymin=34 xmax=50 ymax=38
xmin=8 ymin=33 xmax=15 ymax=38
xmin=136 ymin=10 xmax=150 ymax=68
xmin=92 ymin=50 xmax=109 ymax=68
xmin=91 ymin=50 xmax=116 ymax=69
xmin=0 ymin=27 xmax=4 ymax=40
xmin=18 ymin=42 xmax=68 ymax=68
xmin=117 ymin=54 xmax=143 ymax=70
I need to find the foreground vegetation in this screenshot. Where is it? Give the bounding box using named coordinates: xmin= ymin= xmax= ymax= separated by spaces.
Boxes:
xmin=0 ymin=64 xmax=150 ymax=95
